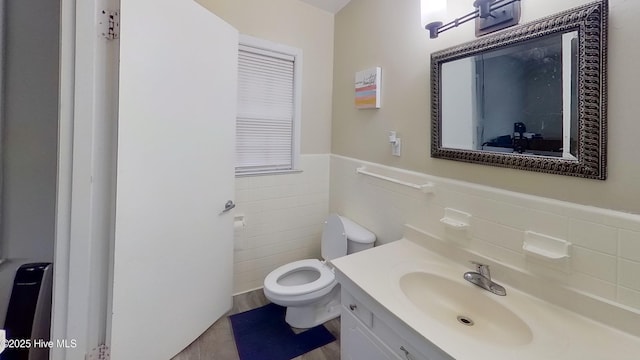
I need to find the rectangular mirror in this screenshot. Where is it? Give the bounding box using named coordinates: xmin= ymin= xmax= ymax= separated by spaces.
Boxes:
xmin=431 ymin=0 xmax=607 ymax=179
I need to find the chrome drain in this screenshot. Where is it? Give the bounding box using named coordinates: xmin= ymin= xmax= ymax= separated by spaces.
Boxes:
xmin=457 ymin=315 xmax=474 ymax=326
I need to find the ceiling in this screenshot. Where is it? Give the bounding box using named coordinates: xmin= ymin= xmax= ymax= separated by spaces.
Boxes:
xmin=298 ymin=0 xmax=352 ymax=14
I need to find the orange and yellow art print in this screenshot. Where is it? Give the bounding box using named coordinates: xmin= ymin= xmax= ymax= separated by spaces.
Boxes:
xmin=355 ymin=67 xmax=381 ymax=109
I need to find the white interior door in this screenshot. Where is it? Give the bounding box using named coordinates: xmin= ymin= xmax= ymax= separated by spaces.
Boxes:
xmin=109 ymin=1 xmax=238 ymax=359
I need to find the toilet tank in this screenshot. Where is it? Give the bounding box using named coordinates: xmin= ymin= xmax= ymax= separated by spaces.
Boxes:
xmin=339 ymin=216 xmax=376 ymax=254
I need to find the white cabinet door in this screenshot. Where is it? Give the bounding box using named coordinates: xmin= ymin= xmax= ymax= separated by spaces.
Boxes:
xmin=108 ymin=1 xmax=238 ymax=359
xmin=342 ymin=307 xmax=400 ymax=360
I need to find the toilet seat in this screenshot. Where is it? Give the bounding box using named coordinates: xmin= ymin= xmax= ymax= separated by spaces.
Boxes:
xmin=264 ymin=259 xmax=335 ymax=297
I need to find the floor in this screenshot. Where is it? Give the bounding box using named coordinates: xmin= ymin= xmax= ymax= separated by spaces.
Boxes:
xmin=171 ymin=289 xmax=341 ymax=360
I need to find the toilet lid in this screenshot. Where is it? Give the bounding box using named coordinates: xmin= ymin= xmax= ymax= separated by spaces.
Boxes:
xmin=321 ymin=214 xmax=347 ymax=260
xmin=264 ymin=259 xmax=335 ymax=296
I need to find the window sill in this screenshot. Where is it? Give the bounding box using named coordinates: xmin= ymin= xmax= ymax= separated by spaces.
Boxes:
xmin=235 ymin=169 xmax=303 ymax=178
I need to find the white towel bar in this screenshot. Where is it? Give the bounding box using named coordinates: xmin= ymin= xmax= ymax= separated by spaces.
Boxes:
xmin=356 ymin=167 xmax=434 ymax=193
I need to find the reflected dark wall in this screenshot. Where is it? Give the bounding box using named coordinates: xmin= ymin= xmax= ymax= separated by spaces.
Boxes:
xmin=474 ymin=34 xmax=569 ymax=155
xmin=522 ymin=51 xmax=563 ymax=139
xmin=477 ymin=55 xmax=525 ymax=144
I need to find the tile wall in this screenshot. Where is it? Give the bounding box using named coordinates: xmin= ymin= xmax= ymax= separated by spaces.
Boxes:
xmin=232 ymin=154 xmax=330 ymax=293
xmin=330 ymin=155 xmax=640 ymax=311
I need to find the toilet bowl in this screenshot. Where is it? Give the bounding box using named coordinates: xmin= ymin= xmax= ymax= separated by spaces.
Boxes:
xmin=263 ymin=214 xmax=375 ymax=328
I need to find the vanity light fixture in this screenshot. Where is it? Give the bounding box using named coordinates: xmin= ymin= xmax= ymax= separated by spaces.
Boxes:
xmin=420 ymin=0 xmax=447 ymax=39
xmin=421 ymin=0 xmax=521 ymax=39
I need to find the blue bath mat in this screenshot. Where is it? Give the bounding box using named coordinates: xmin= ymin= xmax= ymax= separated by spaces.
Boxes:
xmin=229 ymin=303 xmax=336 ymax=360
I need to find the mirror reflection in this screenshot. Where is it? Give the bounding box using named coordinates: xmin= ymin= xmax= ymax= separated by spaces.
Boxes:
xmin=441 ymin=31 xmax=578 ymax=159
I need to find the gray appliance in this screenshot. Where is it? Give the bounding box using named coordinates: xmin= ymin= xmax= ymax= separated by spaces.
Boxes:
xmin=2 ymin=263 xmax=53 ymax=360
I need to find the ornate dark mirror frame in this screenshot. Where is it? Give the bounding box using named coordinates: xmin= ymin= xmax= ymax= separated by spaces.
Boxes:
xmin=431 ymin=0 xmax=608 ymax=180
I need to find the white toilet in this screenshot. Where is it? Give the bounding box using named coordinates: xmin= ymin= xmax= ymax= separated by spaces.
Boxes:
xmin=263 ymin=213 xmax=376 ymax=328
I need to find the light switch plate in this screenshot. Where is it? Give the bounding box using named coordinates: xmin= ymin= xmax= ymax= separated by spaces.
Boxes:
xmin=392 ymin=138 xmax=401 ymax=156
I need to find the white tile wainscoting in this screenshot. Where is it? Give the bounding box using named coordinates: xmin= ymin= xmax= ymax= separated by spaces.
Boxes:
xmin=232 ymin=153 xmax=640 ymax=318
xmin=232 ymin=154 xmax=330 ymax=294
xmin=329 ymin=155 xmax=640 ymax=313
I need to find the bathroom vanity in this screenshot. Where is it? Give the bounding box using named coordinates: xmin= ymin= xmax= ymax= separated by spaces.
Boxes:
xmin=332 ymin=226 xmax=640 ymax=360
xmin=339 ymin=271 xmax=452 ymax=360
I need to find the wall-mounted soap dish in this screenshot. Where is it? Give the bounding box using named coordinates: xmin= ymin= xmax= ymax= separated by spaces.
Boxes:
xmin=523 ymin=231 xmax=571 ymax=262
xmin=440 ymin=208 xmax=471 ymax=230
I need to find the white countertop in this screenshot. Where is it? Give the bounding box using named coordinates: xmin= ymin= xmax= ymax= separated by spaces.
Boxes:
xmin=332 ymin=238 xmax=640 ymax=360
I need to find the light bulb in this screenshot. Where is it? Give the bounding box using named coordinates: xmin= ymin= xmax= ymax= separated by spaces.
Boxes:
xmin=420 ymin=0 xmax=447 ymax=30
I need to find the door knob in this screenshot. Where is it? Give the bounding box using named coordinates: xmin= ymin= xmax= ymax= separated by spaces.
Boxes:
xmin=221 ymin=200 xmax=235 ymax=214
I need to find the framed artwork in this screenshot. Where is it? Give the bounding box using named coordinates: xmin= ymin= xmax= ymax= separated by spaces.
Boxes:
xmin=355 ymin=67 xmax=381 ymax=109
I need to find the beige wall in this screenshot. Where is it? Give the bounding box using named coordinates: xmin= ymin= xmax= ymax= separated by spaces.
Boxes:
xmin=199 ymin=0 xmax=334 ymax=154
xmin=332 ymin=0 xmax=640 ymax=214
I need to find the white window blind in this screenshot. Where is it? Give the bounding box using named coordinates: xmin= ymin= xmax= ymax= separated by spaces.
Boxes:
xmin=236 ymin=44 xmax=297 ymax=174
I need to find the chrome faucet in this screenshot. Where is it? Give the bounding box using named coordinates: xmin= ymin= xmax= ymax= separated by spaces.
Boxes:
xmin=463 ymin=261 xmax=506 ymax=296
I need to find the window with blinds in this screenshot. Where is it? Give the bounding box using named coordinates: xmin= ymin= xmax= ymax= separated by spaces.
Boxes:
xmin=236 ymin=38 xmax=301 ymax=175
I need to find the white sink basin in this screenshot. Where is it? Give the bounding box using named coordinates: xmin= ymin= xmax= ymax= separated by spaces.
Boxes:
xmin=333 ymin=238 xmax=640 ymax=360
xmin=399 ymin=271 xmax=533 ymax=346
